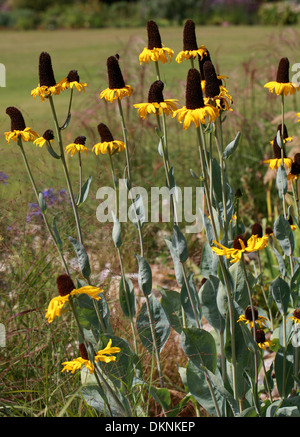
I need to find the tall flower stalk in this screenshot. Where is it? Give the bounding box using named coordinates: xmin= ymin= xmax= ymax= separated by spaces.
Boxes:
xmin=101 ymin=53 xmax=165 ymax=389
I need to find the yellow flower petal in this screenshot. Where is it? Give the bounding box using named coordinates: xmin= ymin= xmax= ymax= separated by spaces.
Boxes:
xmin=264 ymin=81 xmax=300 ymax=96
xmin=92 ymin=140 xmax=125 ymax=155
xmin=61 ymin=357 xmax=94 ymax=374
xmin=139 ymin=47 xmax=173 ymax=64
xmin=100 ymin=85 xmax=133 ymax=103
xmin=45 ymin=295 xmax=70 ymax=323
xmin=94 ymin=339 xmax=121 ymax=363
xmin=65 ymin=143 xmax=89 ymax=157
xmin=70 ymin=285 xmax=103 ymax=300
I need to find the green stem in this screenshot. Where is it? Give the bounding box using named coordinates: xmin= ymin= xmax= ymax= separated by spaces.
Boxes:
xmin=60 ymin=87 xmax=73 ymax=129
xmin=156 ymin=113 xmax=178 ymax=225
xmin=257 ymin=253 xmax=274 ymax=331
xmin=260 ymin=348 xmax=273 ymax=402
xmin=18 ymin=138 xmax=69 ymax=274
xmin=294 ymin=323 xmax=299 ymax=392
xmin=282 ymin=312 xmax=287 ymax=399
xmin=196 ymin=126 xmax=237 ymax=401
xmin=107 ymin=152 xmax=138 ymax=354
xmin=117 ymin=96 xmax=165 ymax=389
xmin=241 ymin=255 xmax=261 ymax=416
xmin=48 ymin=95 xmax=84 ymax=246
xmin=108 ymin=152 xmax=118 ymax=215
xmin=117 ymin=98 xmax=144 ymax=258
xmin=76 ymin=152 xmax=82 ymax=206
xmin=215 ymin=119 xmax=228 ymax=243
xmin=181 ymin=262 xmax=201 ymax=329
xmin=280 ymin=94 xmax=287 ymax=220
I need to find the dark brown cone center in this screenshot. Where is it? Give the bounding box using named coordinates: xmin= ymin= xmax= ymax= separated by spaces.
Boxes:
xmin=183 ymin=19 xmax=198 ymax=52
xmin=203 ymin=61 xmax=221 ymax=98
xmin=293 ymin=308 xmax=300 ymax=320
xmin=294 ymin=153 xmax=300 ymax=166
xmin=276 ymin=57 xmax=289 ymax=83
xmin=57 ymin=274 xmax=75 ymax=297
xmin=185 ymin=68 xmax=204 ymax=109
xmin=148 ymin=80 xmax=164 ymax=103
xmin=251 ymin=223 xmax=263 ymax=238
xmin=233 ymin=235 xmax=247 ymax=250
xmin=39 ymin=52 xmax=56 ymax=87
xmin=291 ymin=161 xmax=300 ymax=176
xmin=199 ymin=50 xmax=211 ymax=80
xmin=6 ymin=106 xmax=26 ymax=131
xmin=79 ymin=343 xmax=89 ymax=360
xmin=43 ymin=129 xmax=54 ymax=141
xmin=97 ymin=123 xmax=114 ymax=142
xmin=107 ymin=56 xmax=125 ymax=89
xmin=277 ymin=123 xmax=288 ymax=139
xmin=147 ymin=20 xmax=162 ymax=49
xmin=255 ymin=329 xmax=266 ymax=344
xmin=74 ymin=136 xmax=86 ymax=145
xmin=67 ymin=70 xmax=80 ymax=83
xmin=272 ymin=135 xmax=287 ymax=159
xmin=245 ymin=305 xmax=258 ymax=322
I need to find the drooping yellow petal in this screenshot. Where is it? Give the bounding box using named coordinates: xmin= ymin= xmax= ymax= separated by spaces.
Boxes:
xmin=264 ymin=81 xmax=300 ymax=96
xmin=92 ymin=140 xmax=125 ymax=155
xmin=139 ymin=46 xmax=173 ymax=65
xmin=70 ymin=285 xmax=103 ymax=300
xmin=175 ymin=46 xmax=207 ymax=63
xmin=65 ymin=143 xmax=89 ymax=157
xmin=45 ymin=295 xmax=70 ymax=323
xmin=99 ymin=85 xmax=133 ymax=103
xmin=61 ymin=357 xmax=94 ymax=374
xmin=94 ymin=339 xmax=121 ymax=364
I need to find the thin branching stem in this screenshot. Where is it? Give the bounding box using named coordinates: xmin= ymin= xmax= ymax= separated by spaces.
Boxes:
xmin=18 ymin=138 xmax=69 ymax=274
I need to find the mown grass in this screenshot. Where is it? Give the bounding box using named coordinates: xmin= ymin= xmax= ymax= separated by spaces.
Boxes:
xmin=1 ymin=24 xmax=300 ymax=417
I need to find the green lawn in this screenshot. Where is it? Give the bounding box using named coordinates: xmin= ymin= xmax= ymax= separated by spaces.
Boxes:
xmin=1 ymin=24 xmax=300 ymax=212
xmin=1 ymin=25 xmax=299 ymax=126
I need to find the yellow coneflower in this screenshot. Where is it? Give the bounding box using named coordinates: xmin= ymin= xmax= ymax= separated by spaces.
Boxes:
xmin=175 ymin=19 xmax=207 ymax=63
xmin=33 ymin=129 xmax=54 ymax=148
xmin=5 ymin=107 xmax=39 ymax=143
xmin=212 ymin=233 xmax=269 ymax=264
xmin=264 ymin=57 xmax=300 ymax=96
xmin=203 ymin=61 xmax=233 ymax=112
xmin=173 ymin=68 xmax=219 ymax=129
xmin=31 ymin=52 xmax=62 ymax=102
xmin=255 ymin=329 xmax=274 ymax=350
xmin=287 ymin=153 xmax=300 ymax=181
xmin=263 ymin=124 xmax=293 ymax=170
xmin=100 ymin=55 xmax=133 ymax=103
xmin=92 ymin=123 xmax=125 ymax=155
xmin=45 ymin=274 xmax=103 ymax=323
xmin=61 ymin=341 xmax=121 ymax=374
xmin=139 ymin=20 xmax=173 ymax=65
xmin=237 ymin=306 xmax=268 ymax=329
xmin=58 ymin=70 xmax=88 ymax=92
xmin=65 ymin=135 xmax=89 ymax=157
xmin=133 ymin=80 xmax=179 ymax=119
xmin=287 ymin=308 xmax=300 ymax=325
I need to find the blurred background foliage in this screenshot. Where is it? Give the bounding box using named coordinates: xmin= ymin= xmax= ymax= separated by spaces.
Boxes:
xmin=1 ymin=0 xmax=300 ymax=30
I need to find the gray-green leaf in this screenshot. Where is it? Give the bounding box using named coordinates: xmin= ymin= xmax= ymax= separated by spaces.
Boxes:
xmin=67 ymin=235 xmax=91 ymax=279
xmin=136 ymin=254 xmax=152 ymax=296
